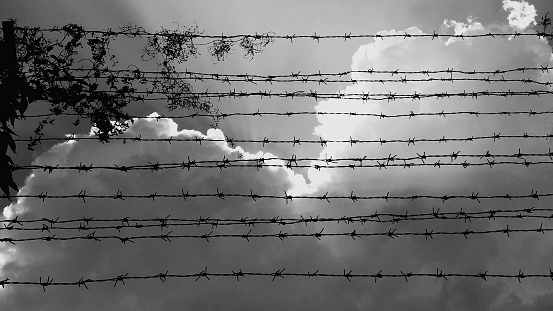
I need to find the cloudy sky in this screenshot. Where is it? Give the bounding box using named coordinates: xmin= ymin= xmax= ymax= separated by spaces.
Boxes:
xmin=2 ymin=0 xmax=553 ymax=310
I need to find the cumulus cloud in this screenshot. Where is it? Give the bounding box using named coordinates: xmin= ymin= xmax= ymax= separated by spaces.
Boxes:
xmin=502 ymin=0 xmax=537 ymax=31
xmin=2 ymin=10 xmax=553 ymax=311
xmin=442 ymin=17 xmax=485 ymax=45
xmin=0 ymin=114 xmax=332 ymax=310
xmin=307 ymin=17 xmax=553 ymax=309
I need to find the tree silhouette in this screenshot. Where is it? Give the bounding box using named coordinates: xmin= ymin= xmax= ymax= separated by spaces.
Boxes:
xmin=0 ymin=20 xmax=273 ymax=198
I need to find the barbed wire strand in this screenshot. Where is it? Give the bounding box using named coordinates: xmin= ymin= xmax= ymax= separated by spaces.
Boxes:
xmin=18 ymin=109 xmax=553 ymax=121
xmin=4 ymin=188 xmax=550 ymax=202
xmin=73 ymin=89 xmax=553 ymax=102
xmin=15 ymin=26 xmax=553 ymax=41
xmin=10 ymin=147 xmax=553 ymax=171
xmin=53 ymin=72 xmax=553 ymax=87
xmin=3 ymin=207 xmax=553 ymax=232
xmin=2 ymin=224 xmax=553 ymax=245
xmin=12 ymin=160 xmax=553 ymax=173
xmin=15 ymin=133 xmax=553 ymax=146
xmin=62 ymin=65 xmax=553 ymax=77
xmin=63 ymin=65 xmax=553 ymax=78
xmin=3 ymin=268 xmax=553 ymax=290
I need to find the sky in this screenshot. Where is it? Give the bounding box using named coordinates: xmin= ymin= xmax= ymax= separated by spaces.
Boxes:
xmin=1 ymin=0 xmax=553 ymax=310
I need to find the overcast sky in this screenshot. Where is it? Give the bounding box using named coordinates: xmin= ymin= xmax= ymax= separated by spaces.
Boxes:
xmin=2 ymin=1 xmax=553 ymax=310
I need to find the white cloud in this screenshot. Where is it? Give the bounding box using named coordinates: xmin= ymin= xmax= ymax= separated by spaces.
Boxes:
xmin=4 ymin=114 xmax=314 ymax=218
xmin=0 ymin=115 xmax=336 ymax=310
xmin=502 ymin=0 xmax=537 ymax=31
xmin=443 ymin=17 xmax=485 ymax=45
xmin=310 ymin=19 xmax=553 ymax=308
xmin=3 ymin=9 xmax=553 ymax=311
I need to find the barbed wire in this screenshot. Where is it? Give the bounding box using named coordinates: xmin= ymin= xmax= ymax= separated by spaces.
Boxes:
xmin=55 ymin=71 xmax=553 ymax=87
xmin=14 ymin=132 xmax=553 ymax=146
xmin=18 ymin=108 xmax=553 ymax=121
xmin=4 ymin=20 xmax=553 ymax=294
xmin=16 ymin=26 xmax=553 ymax=41
xmin=3 ymin=267 xmax=553 ymax=290
xmin=3 ymin=224 xmax=553 ymax=245
xmin=81 ymin=89 xmax=553 ymax=102
xmin=3 ymin=207 xmax=553 ymax=232
xmin=63 ymin=65 xmax=553 ymax=80
xmin=12 ymin=158 xmax=553 ymax=173
xmin=4 ymin=188 xmax=550 ymax=202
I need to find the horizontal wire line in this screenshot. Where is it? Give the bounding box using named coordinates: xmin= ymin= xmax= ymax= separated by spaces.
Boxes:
xmin=81 ymin=89 xmax=553 ymax=101
xmin=1 ymin=207 xmax=552 ymax=226
xmin=11 ymin=25 xmax=553 ymax=289
xmin=5 ymin=209 xmax=553 ymax=232
xmin=16 ymin=26 xmax=553 ymax=40
xmin=63 ymin=65 xmax=553 ymax=78
xmin=18 ymin=109 xmax=553 ymax=120
xmin=15 ymin=133 xmax=553 ymax=145
xmin=1 ymin=268 xmax=551 ymax=289
xmin=50 ymin=74 xmax=553 ymax=87
xmin=14 ymin=151 xmax=553 ymax=171
xmin=1 ymin=225 xmax=552 ymax=244
xmin=5 ymin=189 xmax=549 ymax=202
xmin=17 ymin=151 xmax=553 ymax=164
xmin=10 ymin=149 xmax=553 ymax=172
xmin=12 ymin=160 xmax=553 ymax=172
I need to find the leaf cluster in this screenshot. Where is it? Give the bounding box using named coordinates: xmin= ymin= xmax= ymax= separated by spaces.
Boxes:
xmin=0 ymin=21 xmax=273 ymax=198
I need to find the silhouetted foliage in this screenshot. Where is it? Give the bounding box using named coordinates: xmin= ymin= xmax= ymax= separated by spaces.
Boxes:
xmin=538 ymin=13 xmax=551 ymax=34
xmin=0 ymin=20 xmax=273 ymax=198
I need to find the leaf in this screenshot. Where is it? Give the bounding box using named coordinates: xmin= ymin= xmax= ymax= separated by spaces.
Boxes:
xmin=1 ymin=125 xmax=17 ymax=136
xmin=0 ymin=156 xmax=17 ymax=194
xmin=0 ymin=184 xmax=10 ymax=199
xmin=0 ymin=138 xmax=7 ymax=155
xmin=0 ymin=136 xmax=15 ymax=154
xmin=18 ymin=96 xmax=29 ymax=114
xmin=4 ymin=155 xmax=13 ymax=165
xmin=75 ymin=79 xmax=89 ymax=86
xmin=8 ymin=179 xmax=18 ymax=192
xmin=8 ymin=109 xmax=18 ymax=126
xmin=6 ymin=134 xmax=16 ymax=154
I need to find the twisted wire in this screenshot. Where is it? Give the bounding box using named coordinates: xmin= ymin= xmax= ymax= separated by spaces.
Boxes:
xmin=2 ymin=223 xmax=553 ymax=245
xmin=62 ymin=65 xmax=553 ymax=79
xmin=5 ymin=188 xmax=549 ymax=202
xmin=18 ymin=109 xmax=553 ymax=121
xmin=16 ymin=26 xmax=553 ymax=41
xmin=3 ymin=207 xmax=553 ymax=232
xmin=12 ymin=159 xmax=553 ymax=173
xmin=14 ymin=133 xmax=553 ymax=146
xmin=55 ymin=72 xmax=553 ymax=87
xmin=79 ymin=89 xmax=553 ymax=101
xmin=2 ymin=267 xmax=552 ymax=290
